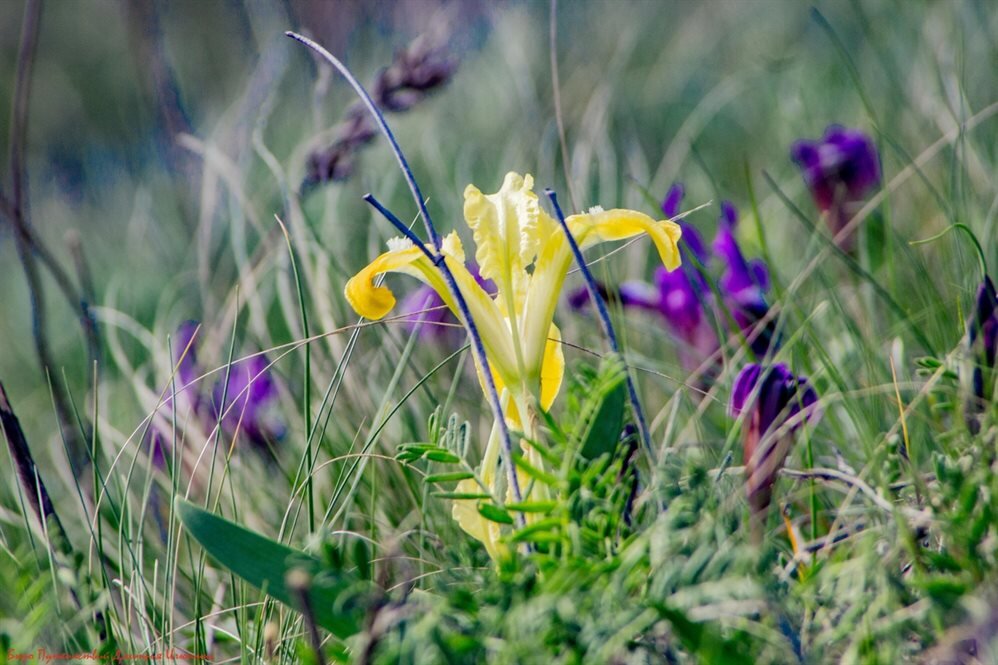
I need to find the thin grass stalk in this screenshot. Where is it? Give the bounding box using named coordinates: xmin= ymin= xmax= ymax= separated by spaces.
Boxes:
xmin=276 ymin=215 xmax=315 ymax=532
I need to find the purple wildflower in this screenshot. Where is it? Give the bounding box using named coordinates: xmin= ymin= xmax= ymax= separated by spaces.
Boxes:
xmin=712 ymin=202 xmax=777 ymax=356
xmin=730 ymin=363 xmax=819 ymax=524
xmin=791 ymin=125 xmax=880 ymax=246
xmin=211 ymin=354 xmax=286 ymax=453
xmin=149 ymin=322 xmax=286 ymax=466
xmin=173 ymin=321 xmax=201 ymax=392
xmin=965 ymin=276 xmax=998 ymax=432
xmin=662 ymin=183 xmax=708 ymax=265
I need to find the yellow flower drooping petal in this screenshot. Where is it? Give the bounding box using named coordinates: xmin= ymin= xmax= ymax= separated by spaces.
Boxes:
xmin=344 ymin=239 xmax=427 ymax=320
xmin=569 ymin=208 xmax=683 ymax=272
xmin=452 ymin=421 xmax=507 ymax=559
xmin=520 ymin=206 xmax=683 ymax=379
xmin=344 ymin=233 xmax=520 ymax=384
xmin=452 ymin=478 xmax=505 ymax=559
xmin=343 ymin=172 xmax=685 ymax=562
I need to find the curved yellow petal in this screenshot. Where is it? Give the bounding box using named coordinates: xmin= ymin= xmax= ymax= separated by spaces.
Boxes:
xmin=344 ymin=240 xmax=427 ymax=320
xmin=539 ymin=323 xmax=565 ymax=411
xmin=569 ymin=208 xmax=683 ymax=271
xmin=521 ymin=208 xmax=683 ymax=380
xmin=344 ymin=234 xmax=521 ymax=385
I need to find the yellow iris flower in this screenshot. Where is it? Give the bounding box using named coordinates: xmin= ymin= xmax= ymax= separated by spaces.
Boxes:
xmin=345 ymin=172 xmax=682 ymax=557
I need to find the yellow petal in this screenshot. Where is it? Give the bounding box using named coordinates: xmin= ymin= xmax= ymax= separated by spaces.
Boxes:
xmin=539 ymin=323 xmax=565 ymax=411
xmin=569 ymin=208 xmax=683 ymax=271
xmin=451 ymin=478 xmax=505 ymax=559
xmin=344 ymin=239 xmax=427 ymax=320
xmin=451 ymin=422 xmax=507 ymax=560
xmin=344 ymin=234 xmax=521 ymax=385
xmin=521 ymin=208 xmax=683 ymax=379
xmin=463 ymin=172 xmax=556 ymax=314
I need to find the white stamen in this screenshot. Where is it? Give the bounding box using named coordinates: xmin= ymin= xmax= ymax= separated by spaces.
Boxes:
xmin=387 ymin=236 xmax=414 ymax=252
xmin=587 ymin=205 xmax=605 ymax=214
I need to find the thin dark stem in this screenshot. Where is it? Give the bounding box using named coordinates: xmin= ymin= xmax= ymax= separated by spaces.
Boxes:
xmin=0 ymin=381 xmax=87 ymax=612
xmin=362 ymin=194 xmax=436 ymax=262
xmin=0 ymin=190 xmax=96 ymax=358
xmin=287 ymin=32 xmax=525 ymax=509
xmin=66 ymin=230 xmax=102 ymax=376
xmin=288 ymin=572 xmax=327 ymax=665
xmin=0 ymin=382 xmax=67 ymax=546
xmin=286 ymin=32 xmax=438 ymax=246
xmin=5 ymin=0 xmax=90 ymax=473
xmin=545 ymin=189 xmax=655 ymax=461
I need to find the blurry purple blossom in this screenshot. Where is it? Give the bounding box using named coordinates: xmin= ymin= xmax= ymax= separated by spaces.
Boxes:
xmin=730 ymin=363 xmax=819 ymax=522
xmin=791 ymin=125 xmax=880 ymax=246
xmin=147 ymin=322 xmax=286 ymax=466
xmin=712 ymin=202 xmax=777 ymax=356
xmin=174 ymin=321 xmax=202 ymax=405
xmin=211 ymin=354 xmax=286 ymax=452
xmin=147 ymin=321 xmax=202 ymax=469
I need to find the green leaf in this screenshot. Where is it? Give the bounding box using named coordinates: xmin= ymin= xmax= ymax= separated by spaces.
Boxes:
xmin=176 ymin=499 xmax=366 ymax=638
xmin=431 ymin=491 xmax=491 ymax=500
xmin=476 ymin=502 xmax=514 ymax=525
xmin=425 ymin=450 xmax=461 ymax=464
xmin=573 ymin=356 xmax=628 ymax=460
xmin=505 ymin=500 xmax=557 ymax=513
xmin=653 ymin=603 xmax=754 ymax=665
xmin=512 ymin=453 xmax=559 ymax=486
xmin=424 ymin=471 xmax=476 ymax=483
xmin=510 ymin=517 xmax=562 ymax=543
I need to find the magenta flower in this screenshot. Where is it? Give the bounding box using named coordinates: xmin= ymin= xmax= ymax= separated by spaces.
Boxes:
xmin=730 ymin=363 xmax=819 ymax=523
xmin=791 ymin=125 xmax=880 ymax=246
xmin=965 ymin=276 xmax=998 ymax=432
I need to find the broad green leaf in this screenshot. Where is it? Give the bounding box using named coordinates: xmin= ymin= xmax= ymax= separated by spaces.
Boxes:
xmin=574 ymin=356 xmax=628 ymax=460
xmin=176 ymin=499 xmax=367 ymax=638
